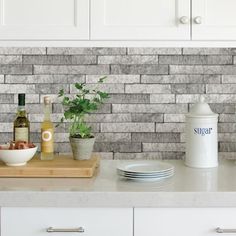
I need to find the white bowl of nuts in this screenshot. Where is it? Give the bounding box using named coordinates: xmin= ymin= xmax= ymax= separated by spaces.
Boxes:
xmin=0 ymin=141 xmax=38 ymax=166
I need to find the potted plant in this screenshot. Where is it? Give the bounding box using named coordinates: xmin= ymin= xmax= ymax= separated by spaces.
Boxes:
xmin=58 ymin=77 xmax=109 ymax=160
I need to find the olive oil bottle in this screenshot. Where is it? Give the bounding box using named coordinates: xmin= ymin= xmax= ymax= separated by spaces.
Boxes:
xmin=40 ymin=96 xmax=54 ymax=160
xmin=13 ymin=94 xmax=30 ymax=142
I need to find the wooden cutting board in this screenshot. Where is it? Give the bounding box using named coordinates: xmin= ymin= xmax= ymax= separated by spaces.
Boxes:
xmin=0 ymin=154 xmax=99 ymax=178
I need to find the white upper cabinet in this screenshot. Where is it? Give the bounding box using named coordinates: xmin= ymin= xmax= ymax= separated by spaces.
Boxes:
xmin=0 ymin=0 xmax=89 ymax=40
xmin=91 ymin=0 xmax=191 ymax=40
xmin=192 ymin=0 xmax=236 ymax=40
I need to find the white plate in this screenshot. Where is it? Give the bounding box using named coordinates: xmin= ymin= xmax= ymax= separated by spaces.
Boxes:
xmin=117 ymin=168 xmax=174 ymax=175
xmin=117 ymin=161 xmax=174 ymax=174
xmin=119 ymin=174 xmax=174 ymax=182
xmin=117 ymin=169 xmax=174 ymax=177
xmin=118 ymin=172 xmax=174 ymax=178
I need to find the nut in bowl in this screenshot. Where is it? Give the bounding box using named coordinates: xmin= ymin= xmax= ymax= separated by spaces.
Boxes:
xmin=0 ymin=141 xmax=38 ymax=167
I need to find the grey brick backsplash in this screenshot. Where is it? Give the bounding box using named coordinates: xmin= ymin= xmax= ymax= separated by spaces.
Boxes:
xmin=0 ymin=133 xmax=12 ymax=143
xmin=141 ymin=75 xmax=221 ymax=84
xmin=0 ymin=94 xmax=14 ymax=103
xmin=23 ymin=55 xmax=97 ymax=65
xmin=53 ymin=103 xmax=112 ymax=114
xmin=36 ymin=84 xmax=69 ymax=94
xmin=86 ymin=114 xmax=131 ymax=123
xmin=0 ymin=113 xmax=15 ymax=122
xmin=131 ymin=113 xmax=163 ymax=122
xmin=219 ymin=143 xmax=236 ymax=152
xmin=0 ymin=75 xmax=3 ymax=83
xmin=94 ymin=142 xmax=141 ymax=153
xmin=95 ymin=133 xmax=131 ymax=142
xmin=219 ymin=114 xmax=236 ymax=123
xmin=0 ymin=47 xmax=235 ymax=158
xmin=164 ymin=114 xmax=185 ymax=123
xmin=183 ymin=48 xmax=236 ymax=55
xmin=222 ymin=75 xmax=236 ymax=83
xmin=0 ymin=65 xmax=32 ymax=75
xmin=5 ymin=75 xmax=85 ymax=84
xmin=172 ymin=84 xmax=205 ymax=94
xmin=111 ymin=65 xmax=168 ymax=74
xmin=143 ymin=143 xmax=185 ymax=152
xmin=14 ymin=94 xmax=39 ymax=104
xmin=125 ymin=84 xmax=171 ymax=94
xmin=128 ymin=48 xmax=182 ymax=55
xmin=101 ymin=123 xmax=155 ymax=133
xmin=112 ymin=104 xmax=187 ymax=114
xmin=47 ymin=47 xmax=126 ymax=55
xmin=206 ymin=84 xmax=236 ymax=93
xmin=107 ymin=94 xmax=150 ymax=104
xmin=218 ymin=133 xmax=236 ymax=142
xmin=34 ymin=65 xmax=110 ymax=75
xmin=86 ymin=75 xmax=140 ymax=84
xmin=156 ymin=123 xmax=185 ymax=133
xmin=218 ymin=123 xmax=236 ymax=133
xmin=114 ymin=152 xmax=184 ymax=160
xmin=0 ymin=47 xmax=46 ymax=55
xmin=132 ymin=133 xmax=180 ymax=143
xmin=170 ymin=65 xmax=236 ymax=75
xmin=159 ymin=55 xmax=233 ymax=65
xmin=0 ymin=123 xmax=13 ymax=132
xmin=70 ymin=83 xmax=125 ymax=94
xmin=98 ymin=55 xmax=159 ymax=64
xmin=0 ymin=56 xmax=22 ymax=64
xmin=150 ymin=94 xmax=175 ymax=103
xmin=0 ymin=84 xmax=35 ymax=94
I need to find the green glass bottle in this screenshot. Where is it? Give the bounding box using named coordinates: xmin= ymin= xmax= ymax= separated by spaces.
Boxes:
xmin=13 ymin=94 xmax=30 ymax=142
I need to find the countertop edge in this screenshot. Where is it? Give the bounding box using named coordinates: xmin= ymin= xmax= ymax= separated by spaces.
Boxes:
xmin=0 ymin=191 xmax=236 ymax=208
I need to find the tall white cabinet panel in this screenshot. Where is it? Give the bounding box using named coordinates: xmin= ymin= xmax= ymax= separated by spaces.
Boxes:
xmin=91 ymin=0 xmax=190 ymax=40
xmin=0 ymin=0 xmax=89 ymax=40
xmin=135 ymin=208 xmax=236 ymax=236
xmin=192 ymin=0 xmax=236 ymax=40
xmin=1 ymin=207 xmax=133 ymax=236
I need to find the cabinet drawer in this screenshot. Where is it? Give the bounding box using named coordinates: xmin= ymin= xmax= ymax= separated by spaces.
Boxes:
xmin=1 ymin=207 xmax=133 ymax=236
xmin=135 ymin=208 xmax=236 ymax=236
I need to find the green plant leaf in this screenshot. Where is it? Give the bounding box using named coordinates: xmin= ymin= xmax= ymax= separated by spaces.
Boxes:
xmin=58 ymin=89 xmax=64 ymax=97
xmin=58 ymin=76 xmax=109 ymax=138
xmin=98 ymin=76 xmax=107 ymax=83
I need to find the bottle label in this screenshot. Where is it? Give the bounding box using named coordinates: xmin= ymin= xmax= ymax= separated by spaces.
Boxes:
xmin=41 ymin=128 xmax=54 ymax=153
xmin=15 ymin=127 xmax=29 ymax=142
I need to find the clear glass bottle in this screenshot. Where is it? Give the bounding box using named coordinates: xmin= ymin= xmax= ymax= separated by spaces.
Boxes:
xmin=13 ymin=94 xmax=30 ymax=142
xmin=40 ymin=96 xmax=54 ymax=160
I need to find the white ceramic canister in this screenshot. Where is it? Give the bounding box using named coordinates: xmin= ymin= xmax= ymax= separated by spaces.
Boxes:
xmin=185 ymin=96 xmax=219 ymax=168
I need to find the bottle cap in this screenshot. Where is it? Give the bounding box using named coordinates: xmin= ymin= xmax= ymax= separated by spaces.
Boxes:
xmin=186 ymin=95 xmax=218 ymax=118
xmin=18 ymin=94 xmax=25 ymax=106
xmin=44 ymin=96 xmax=51 ymax=105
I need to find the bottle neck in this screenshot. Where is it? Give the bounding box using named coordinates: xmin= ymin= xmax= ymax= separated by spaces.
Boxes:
xmin=17 ymin=105 xmax=26 ymax=117
xmin=43 ymin=103 xmax=52 ymax=121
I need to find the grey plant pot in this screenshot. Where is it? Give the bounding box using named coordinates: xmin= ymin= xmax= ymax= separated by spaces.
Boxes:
xmin=69 ymin=137 xmax=95 ymax=160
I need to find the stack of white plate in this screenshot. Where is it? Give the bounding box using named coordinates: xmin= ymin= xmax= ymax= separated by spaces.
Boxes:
xmin=117 ymin=161 xmax=174 ymax=181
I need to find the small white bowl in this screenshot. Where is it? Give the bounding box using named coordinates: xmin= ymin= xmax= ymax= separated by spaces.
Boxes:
xmin=0 ymin=145 xmax=38 ymax=167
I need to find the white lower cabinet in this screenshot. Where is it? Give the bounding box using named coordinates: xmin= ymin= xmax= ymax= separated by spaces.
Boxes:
xmin=1 ymin=207 xmax=133 ymax=236
xmin=135 ymin=208 xmax=236 ymax=236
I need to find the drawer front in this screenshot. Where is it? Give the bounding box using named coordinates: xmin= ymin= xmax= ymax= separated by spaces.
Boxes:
xmin=1 ymin=207 xmax=133 ymax=236
xmin=135 ymin=208 xmax=236 ymax=236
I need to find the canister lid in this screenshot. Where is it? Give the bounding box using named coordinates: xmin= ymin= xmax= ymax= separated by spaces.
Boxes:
xmin=186 ymin=96 xmax=218 ymax=118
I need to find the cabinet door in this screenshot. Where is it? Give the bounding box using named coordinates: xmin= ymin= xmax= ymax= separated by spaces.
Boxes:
xmin=1 ymin=207 xmax=133 ymax=236
xmin=91 ymin=0 xmax=190 ymax=40
xmin=135 ymin=208 xmax=236 ymax=236
xmin=192 ymin=0 xmax=236 ymax=40
xmin=0 ymin=0 xmax=89 ymax=40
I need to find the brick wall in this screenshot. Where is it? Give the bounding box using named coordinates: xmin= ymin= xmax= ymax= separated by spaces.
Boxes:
xmin=0 ymin=47 xmax=236 ymax=159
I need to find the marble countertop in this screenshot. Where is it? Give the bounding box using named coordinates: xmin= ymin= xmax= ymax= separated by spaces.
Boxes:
xmin=0 ymin=159 xmax=236 ymax=207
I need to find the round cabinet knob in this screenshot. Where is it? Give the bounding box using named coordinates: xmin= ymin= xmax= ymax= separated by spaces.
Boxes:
xmin=179 ymin=16 xmax=189 ymax=24
xmin=194 ymin=16 xmax=202 ymax=24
